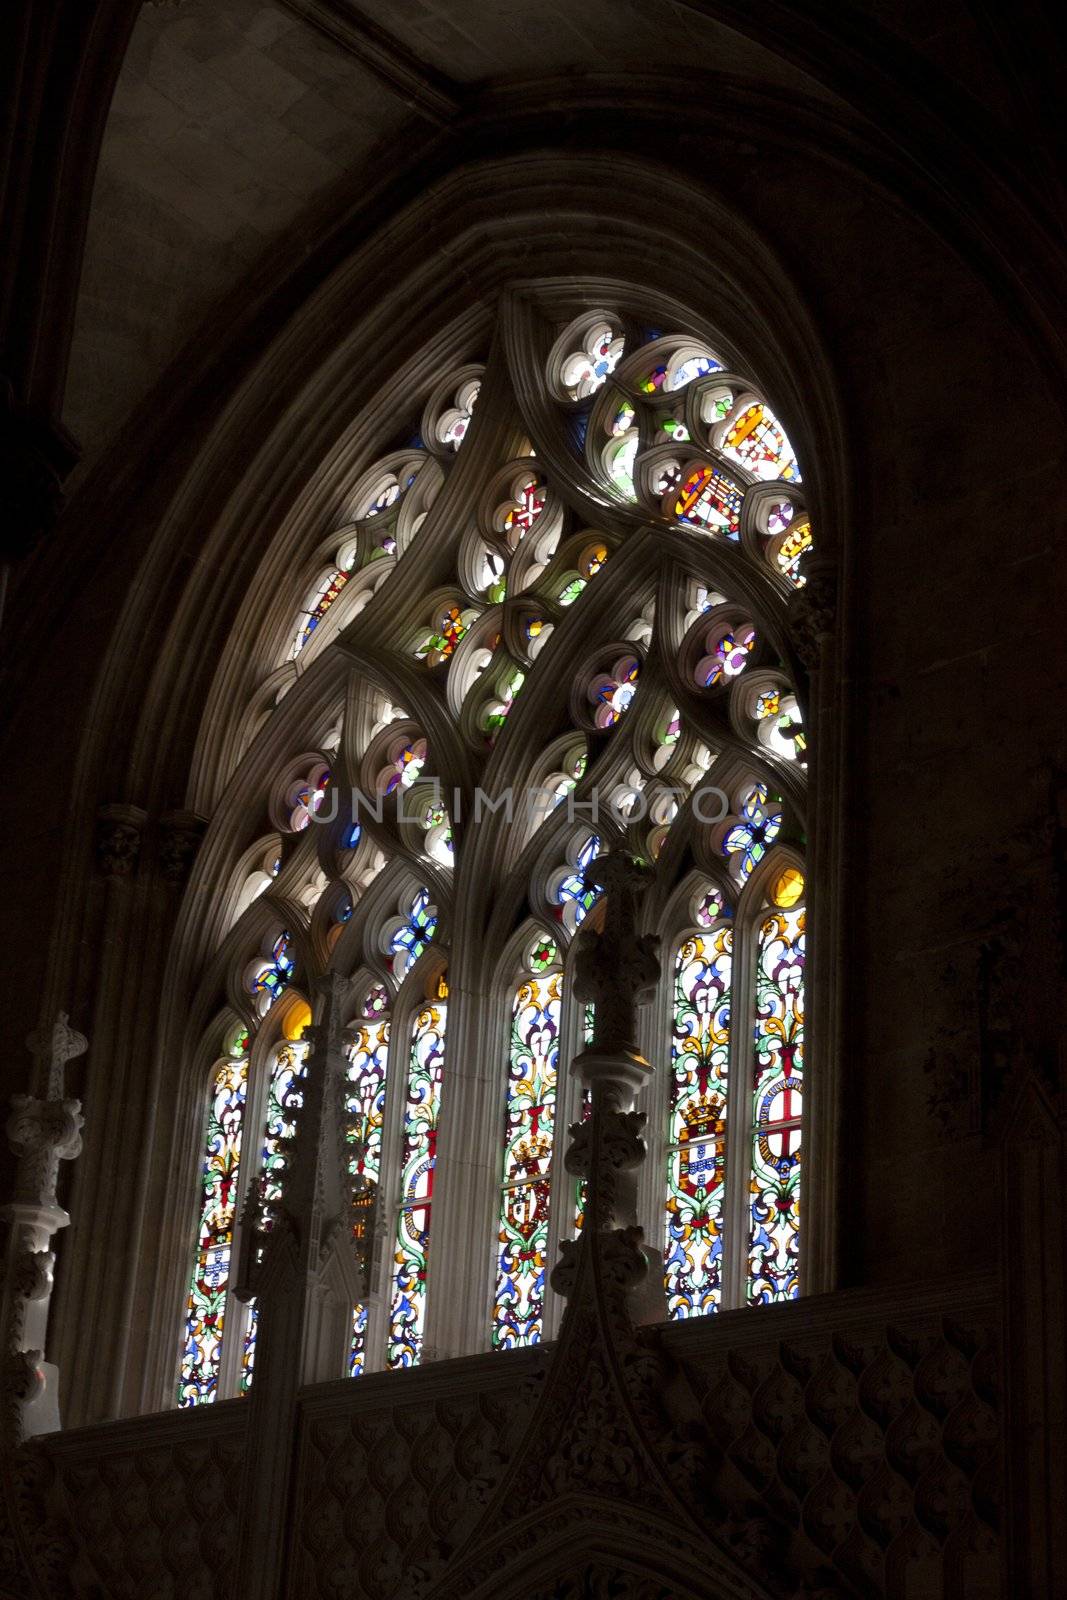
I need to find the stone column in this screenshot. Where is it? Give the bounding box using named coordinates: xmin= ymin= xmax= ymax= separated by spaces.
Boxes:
xmin=551 ymin=851 xmax=666 ymax=1325
xmin=0 ymin=1015 xmax=86 ymax=1445
xmin=233 ymin=974 xmax=366 ymax=1600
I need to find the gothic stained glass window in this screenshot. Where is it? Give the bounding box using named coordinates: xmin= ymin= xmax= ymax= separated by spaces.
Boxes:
xmin=748 ymin=897 xmax=805 ymax=1303
xmin=493 ymin=955 xmax=562 ymax=1349
xmin=388 ymin=992 xmax=447 ymax=1369
xmin=665 ymin=920 xmax=733 ymax=1319
xmin=177 ymin=292 xmax=817 ymax=1399
xmin=345 ymin=1005 xmax=391 ymax=1376
xmin=178 ymin=1052 xmax=247 ymax=1405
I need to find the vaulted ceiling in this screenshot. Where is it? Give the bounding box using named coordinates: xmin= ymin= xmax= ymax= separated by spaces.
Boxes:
xmin=62 ymin=0 xmax=1058 ymax=464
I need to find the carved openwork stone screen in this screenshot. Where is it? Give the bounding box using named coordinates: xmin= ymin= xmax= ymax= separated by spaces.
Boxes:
xmin=174 ymin=294 xmax=815 ymax=1404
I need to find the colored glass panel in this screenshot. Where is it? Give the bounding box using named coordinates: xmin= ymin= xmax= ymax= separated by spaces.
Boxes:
xmin=493 ymin=972 xmax=562 ymax=1349
xmin=720 ymin=402 xmax=800 ymax=482
xmin=673 ymin=465 xmax=744 ymax=538
xmin=504 ymin=481 xmax=546 ymax=538
xmin=384 ymin=739 xmax=427 ymax=793
xmin=420 ymin=605 xmax=469 ymax=661
xmin=665 ymin=925 xmax=732 ymax=1319
xmin=592 ymin=655 xmax=640 ymax=728
xmin=562 ymin=325 xmax=624 ymax=398
xmin=666 ymin=353 xmax=723 ymax=390
xmin=346 ymin=1015 xmax=390 ymax=1216
xmin=748 ymin=907 xmax=804 ymax=1303
xmin=296 ymin=569 xmax=349 ymax=654
xmin=699 ymin=627 xmax=756 ymax=686
xmin=349 ymin=1303 xmax=370 ymax=1377
xmin=777 ymin=518 xmax=812 ymax=585
xmin=388 ymin=999 xmax=447 ymax=1368
xmin=554 ymin=834 xmax=601 ymax=928
xmin=390 ymin=888 xmax=437 ymax=974
xmin=178 ymin=1057 xmax=248 ymax=1406
xmin=723 ymin=785 xmax=782 ymax=884
xmin=346 ymin=1019 xmax=389 ymax=1377
xmin=608 ymin=432 xmax=639 ymax=497
xmin=484 ymin=667 xmax=527 ymax=739
xmin=250 ymin=931 xmax=294 ymax=1006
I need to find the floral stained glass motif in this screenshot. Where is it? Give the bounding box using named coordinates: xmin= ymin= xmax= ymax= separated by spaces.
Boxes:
xmin=250 ymin=932 xmax=294 ymax=1007
xmin=589 ymin=655 xmax=640 ymax=728
xmin=290 ymin=771 xmax=330 ymax=831
xmin=698 ymin=628 xmax=756 ymax=686
xmin=178 ymin=1057 xmax=248 ymax=1405
xmin=381 ymin=738 xmax=427 ymax=794
xmin=561 ymin=323 xmax=624 ymax=399
xmin=493 ymin=969 xmax=563 ymax=1349
xmin=483 ymin=667 xmax=527 ymax=740
xmin=503 ymin=481 xmax=546 ymax=540
xmin=388 ymin=1000 xmax=447 ymax=1368
xmin=554 ymin=834 xmax=601 ymax=929
xmin=723 ymin=785 xmax=782 ymax=883
xmin=673 ymin=465 xmax=744 ymax=538
xmin=435 ymin=378 xmax=480 ymax=450
xmin=390 ymin=888 xmax=437 ymax=976
xmin=346 ymin=1018 xmax=391 ymax=1376
xmin=748 ymin=906 xmax=804 ymax=1303
xmin=756 ymin=691 xmax=806 ymax=762
xmin=419 ymin=606 xmax=469 ymax=663
xmin=665 ymin=925 xmax=733 ymax=1319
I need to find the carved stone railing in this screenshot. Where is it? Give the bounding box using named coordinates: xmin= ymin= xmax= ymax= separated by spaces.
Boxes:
xmin=7 ymin=1272 xmax=1000 ymax=1600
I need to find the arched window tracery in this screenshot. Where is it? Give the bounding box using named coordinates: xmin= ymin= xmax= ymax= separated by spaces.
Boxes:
xmin=174 ymin=292 xmax=816 ymax=1403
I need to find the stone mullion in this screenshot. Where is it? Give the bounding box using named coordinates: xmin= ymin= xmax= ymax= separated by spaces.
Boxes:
xmin=420 ymin=942 xmax=500 ymax=1362
xmin=217 ymin=1027 xmax=282 ymax=1403
xmin=722 ymin=903 xmax=756 ymax=1312
xmin=543 ymin=952 xmax=587 ymax=1342
xmin=634 ymin=931 xmax=672 ymax=1289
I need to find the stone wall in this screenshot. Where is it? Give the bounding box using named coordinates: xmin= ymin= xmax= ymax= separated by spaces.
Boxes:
xmin=12 ymin=1272 xmax=999 ymax=1599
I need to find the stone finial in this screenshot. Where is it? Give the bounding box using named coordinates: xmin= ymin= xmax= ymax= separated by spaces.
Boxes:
xmin=26 ymin=1011 xmax=87 ymax=1101
xmin=571 ymin=851 xmax=660 ymax=1060
xmin=552 ymin=851 xmax=664 ymax=1323
xmin=235 ymin=973 xmax=363 ymax=1326
xmin=95 ymin=803 xmax=147 ymax=879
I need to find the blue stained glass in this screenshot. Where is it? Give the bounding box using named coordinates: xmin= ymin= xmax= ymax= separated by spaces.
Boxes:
xmin=567 ymin=411 xmax=591 ymax=453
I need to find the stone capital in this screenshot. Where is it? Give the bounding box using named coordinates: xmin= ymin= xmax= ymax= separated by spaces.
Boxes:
xmin=95 ymin=802 xmax=147 ymax=878
xmin=158 ymin=808 xmax=207 ymax=888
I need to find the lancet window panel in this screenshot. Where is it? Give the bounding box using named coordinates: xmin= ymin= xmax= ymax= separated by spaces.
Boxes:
xmin=173 ymin=290 xmax=816 ymax=1404
xmin=177 ymin=1012 xmax=312 ymax=1407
